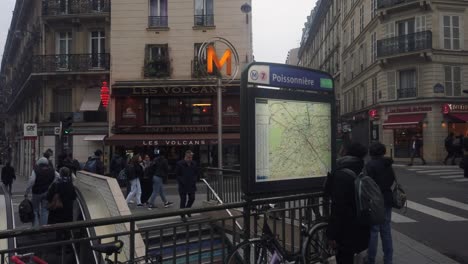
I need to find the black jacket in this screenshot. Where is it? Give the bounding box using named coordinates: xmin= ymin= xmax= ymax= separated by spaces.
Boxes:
xmin=153 ymin=156 xmax=169 ymax=179
xmin=47 ymin=179 xmax=76 ymax=224
xmin=32 ymin=165 xmax=56 ymax=194
xmin=366 ymin=157 xmax=396 ymax=207
xmin=126 ymin=163 xmax=144 ymax=181
xmin=175 ymin=159 xmax=198 ymax=193
xmin=326 ymin=156 xmax=370 ymax=253
xmin=1 ymin=166 xmax=16 ymax=184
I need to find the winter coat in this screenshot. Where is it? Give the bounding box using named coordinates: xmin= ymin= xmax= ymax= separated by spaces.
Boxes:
xmin=366 ymin=157 xmax=396 ymax=207
xmin=153 ymin=156 xmax=169 ymax=179
xmin=1 ymin=165 xmax=16 ymax=184
xmin=47 ymin=179 xmax=76 ymax=224
xmin=326 ymin=156 xmax=370 ymax=254
xmin=175 ymin=159 xmax=198 ymax=194
xmin=32 ymin=165 xmax=56 ymax=195
xmin=110 ymin=154 xmax=126 ymax=177
xmin=126 ymin=163 xmax=144 ymax=181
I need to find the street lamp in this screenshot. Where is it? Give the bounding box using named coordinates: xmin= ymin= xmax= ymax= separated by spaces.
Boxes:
xmin=241 ymin=2 xmax=253 ymax=63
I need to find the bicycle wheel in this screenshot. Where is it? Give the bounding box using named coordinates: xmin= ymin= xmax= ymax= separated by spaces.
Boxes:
xmin=302 ymin=222 xmax=335 ymax=263
xmin=225 ymin=238 xmax=279 ymax=264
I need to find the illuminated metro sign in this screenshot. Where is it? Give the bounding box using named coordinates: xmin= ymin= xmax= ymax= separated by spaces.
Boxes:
xmin=198 ymin=37 xmax=240 ymax=82
xmin=207 ymin=45 xmax=232 ymax=75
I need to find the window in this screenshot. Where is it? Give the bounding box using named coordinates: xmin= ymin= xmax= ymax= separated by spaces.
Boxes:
xmin=387 ymin=71 xmax=396 ymax=100
xmin=53 ymin=89 xmax=72 ymax=112
xmin=351 ymin=19 xmax=355 ymax=41
xmin=360 ymin=5 xmax=364 ymax=32
xmin=415 ymin=16 xmax=426 ymax=32
xmin=372 ymin=77 xmax=377 ymax=104
xmin=398 ymin=69 xmax=417 ymax=98
xmin=350 ymin=52 xmax=354 ymax=79
xmin=359 ymin=44 xmax=366 ymax=71
xmin=445 ymin=66 xmax=462 ymax=96
xmin=359 ymin=84 xmax=367 ymax=108
xmin=56 ymin=32 xmax=72 ymax=69
xmin=371 ymin=0 xmax=377 ymax=19
xmin=90 ymin=31 xmax=105 ymax=68
xmin=371 ymin=32 xmax=377 ymax=62
xmin=194 ymin=0 xmax=214 ymax=26
xmin=149 ymin=0 xmax=168 ymax=27
xmin=443 ymin=15 xmax=461 ymax=50
xmin=59 ymin=0 xmax=69 ymax=14
xmin=146 ymin=97 xmax=213 ymax=125
xmin=144 ymin=44 xmax=170 ymax=78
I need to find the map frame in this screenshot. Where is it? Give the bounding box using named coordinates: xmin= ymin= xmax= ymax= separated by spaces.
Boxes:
xmin=241 ymin=62 xmax=336 ymax=197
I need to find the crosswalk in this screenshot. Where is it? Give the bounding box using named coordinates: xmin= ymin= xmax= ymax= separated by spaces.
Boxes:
xmin=392 ymin=197 xmax=468 ymax=223
xmin=396 ymin=165 xmax=468 ymax=183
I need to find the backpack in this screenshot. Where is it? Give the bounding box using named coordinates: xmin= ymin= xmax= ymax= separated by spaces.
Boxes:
xmin=83 ymin=159 xmax=97 ymax=173
xmin=341 ymin=168 xmax=385 ymax=226
xmin=116 ymin=168 xmax=128 ymax=187
xmin=19 ymin=198 xmax=34 ymax=223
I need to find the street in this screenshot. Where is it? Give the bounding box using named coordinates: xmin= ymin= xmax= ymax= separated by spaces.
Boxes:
xmin=392 ymin=164 xmax=468 ymax=264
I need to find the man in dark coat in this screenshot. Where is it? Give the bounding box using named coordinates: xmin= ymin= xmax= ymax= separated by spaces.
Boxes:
xmin=1 ymin=162 xmax=16 ymax=194
xmin=326 ymin=142 xmax=370 ymax=264
xmin=444 ymin=132 xmax=455 ymax=165
xmin=175 ymin=150 xmax=199 ymax=221
xmin=408 ymin=135 xmax=426 ymax=166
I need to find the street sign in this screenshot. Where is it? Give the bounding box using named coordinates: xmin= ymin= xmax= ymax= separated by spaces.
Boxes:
xmin=23 ymin=123 xmax=37 ymax=139
xmin=54 ymin=127 xmax=61 ymax=135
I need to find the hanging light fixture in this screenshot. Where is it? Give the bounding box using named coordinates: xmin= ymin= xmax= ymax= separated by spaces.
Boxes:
xmin=100 ymin=81 xmax=110 ymax=108
xmin=441 ymin=120 xmax=447 ymax=128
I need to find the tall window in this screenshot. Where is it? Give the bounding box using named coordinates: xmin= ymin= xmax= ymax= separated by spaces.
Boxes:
xmin=351 ymin=19 xmax=355 ymax=41
xmin=387 ymin=71 xmax=396 ymax=100
xmin=445 ymin=66 xmax=461 ymax=96
xmin=371 ymin=32 xmax=377 ymax=62
xmin=56 ymin=32 xmax=72 ymax=70
xmin=443 ymin=15 xmax=461 ymax=50
xmin=90 ymin=31 xmax=105 ymax=68
xmin=149 ymin=0 xmax=168 ymax=27
xmin=398 ymin=69 xmax=417 ymax=98
xmin=371 ymin=0 xmax=377 ymax=19
xmin=144 ymin=44 xmax=170 ymax=78
xmin=360 ymin=5 xmax=364 ymax=32
xmin=372 ymin=77 xmax=377 ymax=104
xmin=194 ymin=0 xmax=214 ymax=26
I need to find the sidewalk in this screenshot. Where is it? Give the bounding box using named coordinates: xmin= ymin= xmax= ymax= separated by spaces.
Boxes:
xmin=6 ymin=174 xmax=460 ymax=264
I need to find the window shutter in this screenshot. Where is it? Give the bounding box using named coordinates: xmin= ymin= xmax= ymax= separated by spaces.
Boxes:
xmin=387 ymin=71 xmax=396 ymax=100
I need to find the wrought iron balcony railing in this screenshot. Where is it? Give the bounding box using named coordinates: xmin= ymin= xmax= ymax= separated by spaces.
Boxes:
xmin=143 ymin=58 xmax=170 ymax=78
xmin=191 ymin=57 xmax=218 ymax=78
xmin=377 ymin=0 xmax=416 ymax=9
xmin=194 ymin=15 xmax=214 ymax=27
xmin=42 ymin=0 xmax=110 ymax=16
xmin=397 ymin=88 xmax=417 ymax=99
xmin=377 ymin=31 xmax=432 ymax=58
xmin=32 ymin=53 xmax=110 ymax=73
xmin=148 ymin=16 xmax=168 ymax=28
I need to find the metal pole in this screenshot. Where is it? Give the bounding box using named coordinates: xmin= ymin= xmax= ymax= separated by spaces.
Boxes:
xmin=217 ymin=78 xmax=224 ymax=198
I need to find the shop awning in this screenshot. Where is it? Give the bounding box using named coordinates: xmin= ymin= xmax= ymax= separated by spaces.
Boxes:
xmin=84 ymin=135 xmax=107 ymax=141
xmin=383 ymin=114 xmax=425 ymax=129
xmin=79 ymin=88 xmax=101 ymax=111
xmin=105 ymin=133 xmax=240 ymax=146
xmin=448 ymin=113 xmax=468 ymax=122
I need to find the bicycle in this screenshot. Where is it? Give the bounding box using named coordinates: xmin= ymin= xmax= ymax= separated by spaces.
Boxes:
xmin=225 ymin=204 xmax=335 ymax=263
xmin=91 ymin=240 xmax=162 ymax=264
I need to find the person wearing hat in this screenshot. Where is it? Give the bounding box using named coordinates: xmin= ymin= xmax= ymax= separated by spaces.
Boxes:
xmin=175 ymin=150 xmax=199 ymax=221
xmin=25 ymin=157 xmax=60 ymax=227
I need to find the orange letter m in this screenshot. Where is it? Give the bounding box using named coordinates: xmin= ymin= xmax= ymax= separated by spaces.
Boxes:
xmin=207 ymin=45 xmax=232 ymax=76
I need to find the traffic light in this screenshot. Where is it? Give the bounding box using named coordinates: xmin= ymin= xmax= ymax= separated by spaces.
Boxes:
xmin=61 ymin=115 xmax=73 ymax=136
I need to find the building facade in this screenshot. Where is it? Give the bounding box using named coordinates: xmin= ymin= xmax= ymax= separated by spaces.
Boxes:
xmin=107 ymin=0 xmax=252 ymax=175
xmin=0 ymin=0 xmax=110 ymax=178
xmin=299 ymin=0 xmax=468 ymax=163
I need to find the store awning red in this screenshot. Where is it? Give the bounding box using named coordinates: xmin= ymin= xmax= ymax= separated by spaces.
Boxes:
xmin=105 ymin=133 xmax=240 ymax=146
xmin=447 ymin=113 xmax=468 ymax=122
xmin=383 ymin=114 xmax=425 ymax=129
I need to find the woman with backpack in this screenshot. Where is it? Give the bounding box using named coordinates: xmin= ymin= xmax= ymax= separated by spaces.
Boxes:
xmin=365 ymin=142 xmax=396 ymax=264
xmin=125 ymin=154 xmax=144 ymax=207
xmin=47 ymin=167 xmax=76 ymax=225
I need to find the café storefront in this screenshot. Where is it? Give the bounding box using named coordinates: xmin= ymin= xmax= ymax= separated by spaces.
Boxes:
xmin=106 ymin=80 xmax=241 ymax=177
xmin=442 ymin=103 xmax=468 ymax=137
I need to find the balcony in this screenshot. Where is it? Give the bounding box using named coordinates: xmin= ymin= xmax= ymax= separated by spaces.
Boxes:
xmin=397 ymin=88 xmax=417 ymax=99
xmin=32 ymin=53 xmax=110 ymax=73
xmin=148 ymin=16 xmax=168 ymax=28
xmin=143 ymin=58 xmax=170 ymax=78
xmin=50 ymin=111 xmax=107 ymax=123
xmin=191 ymin=57 xmax=218 ymax=78
xmin=377 ymin=31 xmax=432 ymax=59
xmin=42 ymin=0 xmax=110 ymax=16
xmin=194 ymin=15 xmax=214 ymax=27
xmin=377 ymin=0 xmax=416 ymax=8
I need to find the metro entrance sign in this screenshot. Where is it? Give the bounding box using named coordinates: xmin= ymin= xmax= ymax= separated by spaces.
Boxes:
xmin=241 ymin=62 xmax=336 ymax=197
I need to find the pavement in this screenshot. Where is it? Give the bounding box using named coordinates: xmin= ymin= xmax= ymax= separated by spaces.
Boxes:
xmin=4 ymin=169 xmax=460 ymax=264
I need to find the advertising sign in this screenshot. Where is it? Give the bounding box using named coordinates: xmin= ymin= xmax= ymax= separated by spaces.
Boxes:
xmin=241 ymin=62 xmax=336 ymax=197
xmin=23 ymin=123 xmax=37 ymax=139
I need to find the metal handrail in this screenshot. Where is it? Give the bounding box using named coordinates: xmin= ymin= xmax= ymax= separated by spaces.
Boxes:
xmin=201 ymin=178 xmax=243 ymax=231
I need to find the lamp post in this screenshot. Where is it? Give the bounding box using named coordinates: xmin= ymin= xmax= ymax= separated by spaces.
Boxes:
xmin=241 ymin=2 xmax=252 ymax=63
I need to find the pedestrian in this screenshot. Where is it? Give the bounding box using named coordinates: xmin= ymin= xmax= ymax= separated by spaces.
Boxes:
xmin=338 ymin=128 xmax=352 ymax=157
xmin=444 ymin=132 xmax=455 ymax=165
xmin=83 ymin=149 xmax=105 ymax=175
xmin=176 ymin=150 xmax=199 ymax=221
xmin=459 ymin=138 xmax=468 ymax=178
xmin=454 ymin=134 xmax=464 ymax=162
xmin=325 ymin=142 xmax=370 ymax=264
xmin=110 ymin=149 xmax=126 ymax=178
xmin=68 ymin=153 xmax=81 ymax=175
xmin=408 ymin=135 xmax=426 ymax=166
xmin=25 ymin=157 xmax=60 ymax=227
xmin=40 ymin=148 xmax=54 ymax=168
xmin=1 ymin=161 xmax=16 ymax=194
xmin=140 ymin=154 xmax=153 ymax=205
xmin=125 ymin=154 xmax=143 ymax=207
xmin=147 ymin=150 xmax=173 ymax=210
xmin=365 ymin=142 xmax=395 ymax=264
xmin=47 ymin=167 xmax=76 ymax=225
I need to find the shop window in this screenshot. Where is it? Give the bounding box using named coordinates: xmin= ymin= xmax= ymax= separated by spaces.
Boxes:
xmin=394 ymin=128 xmax=422 ymax=158
xmin=147 ymin=97 xmax=213 ymax=125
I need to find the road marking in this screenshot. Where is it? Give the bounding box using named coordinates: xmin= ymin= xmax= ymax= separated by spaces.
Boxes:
xmin=416 ymin=170 xmax=461 ymax=173
xmin=429 ymin=198 xmax=468 ymax=212
xmin=440 ymin=176 xmax=464 ymax=179
xmin=428 ymin=172 xmax=463 ymax=176
xmin=406 ymin=201 xmax=467 ymax=221
xmin=391 ymin=212 xmax=417 ymax=223
xmin=453 ymin=179 xmax=468 ymax=182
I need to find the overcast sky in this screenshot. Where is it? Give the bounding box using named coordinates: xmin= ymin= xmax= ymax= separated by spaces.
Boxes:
xmin=0 ymin=0 xmax=317 ymax=64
